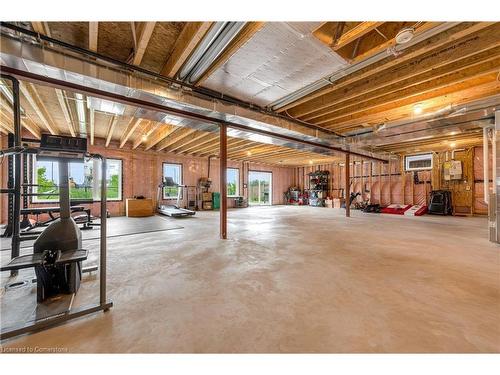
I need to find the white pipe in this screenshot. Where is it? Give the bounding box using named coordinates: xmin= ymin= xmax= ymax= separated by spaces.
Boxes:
xmin=484 ymin=127 xmax=490 ymax=204
xmin=492 ymin=126 xmax=497 ymax=204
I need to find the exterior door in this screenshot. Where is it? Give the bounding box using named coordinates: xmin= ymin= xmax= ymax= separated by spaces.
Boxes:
xmin=248 ymin=171 xmax=272 ymax=205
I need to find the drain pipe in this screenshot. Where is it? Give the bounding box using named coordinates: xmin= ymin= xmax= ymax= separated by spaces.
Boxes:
xmin=492 ymin=125 xmax=497 ymax=204
xmin=483 ymin=127 xmax=490 ymax=204
xmin=207 ymin=154 xmax=216 ymax=179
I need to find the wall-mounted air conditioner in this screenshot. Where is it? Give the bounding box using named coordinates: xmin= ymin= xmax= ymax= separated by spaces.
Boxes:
xmin=405 ymin=153 xmax=433 ymax=171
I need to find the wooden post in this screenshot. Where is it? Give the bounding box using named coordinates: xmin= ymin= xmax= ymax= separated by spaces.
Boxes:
xmin=345 ymin=153 xmax=350 ymax=217
xmin=220 ymin=123 xmax=227 ymax=239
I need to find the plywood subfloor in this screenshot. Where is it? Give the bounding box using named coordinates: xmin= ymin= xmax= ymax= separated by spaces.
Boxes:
xmin=1 ymin=207 xmax=499 ymax=352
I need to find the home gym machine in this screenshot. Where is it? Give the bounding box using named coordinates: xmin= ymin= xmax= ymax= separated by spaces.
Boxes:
xmin=0 ymin=75 xmax=112 ymax=340
xmin=157 ymin=177 xmax=196 ymax=217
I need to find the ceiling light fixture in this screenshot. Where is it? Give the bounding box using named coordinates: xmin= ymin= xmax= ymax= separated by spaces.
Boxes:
xmin=413 ymin=103 xmax=423 ymax=115
xmin=450 ymin=142 xmax=456 ymax=148
xmin=395 ymin=27 xmax=415 ymax=45
xmin=142 ymin=134 xmax=148 ymax=142
xmin=309 ymin=160 xmax=313 ymax=165
xmin=246 ymin=151 xmax=252 ymax=156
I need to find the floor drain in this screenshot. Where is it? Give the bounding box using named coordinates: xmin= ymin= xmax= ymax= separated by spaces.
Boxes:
xmin=5 ymin=280 xmax=30 ymax=291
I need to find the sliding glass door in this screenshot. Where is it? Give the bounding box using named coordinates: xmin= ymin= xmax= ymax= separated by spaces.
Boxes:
xmin=248 ymin=171 xmax=272 ymax=206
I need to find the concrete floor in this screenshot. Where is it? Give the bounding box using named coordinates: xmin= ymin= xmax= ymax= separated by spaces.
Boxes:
xmin=1 ymin=206 xmax=499 ymax=353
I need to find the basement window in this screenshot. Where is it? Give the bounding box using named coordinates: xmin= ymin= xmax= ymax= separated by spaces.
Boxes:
xmin=405 ymin=153 xmax=433 ymax=171
xmin=32 ymin=158 xmax=122 ymax=202
xmin=227 ymin=168 xmax=240 ymax=197
xmin=163 ymin=163 xmax=182 ymax=199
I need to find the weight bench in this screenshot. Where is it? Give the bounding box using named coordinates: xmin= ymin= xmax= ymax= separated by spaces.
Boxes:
xmin=0 ymin=249 xmax=88 ymax=272
xmin=20 ymin=205 xmax=87 ymax=231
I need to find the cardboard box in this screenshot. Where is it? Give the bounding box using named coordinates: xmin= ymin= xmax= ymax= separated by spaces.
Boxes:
xmin=202 ymin=192 xmax=213 ymax=201
xmin=202 ymin=201 xmax=213 ymax=210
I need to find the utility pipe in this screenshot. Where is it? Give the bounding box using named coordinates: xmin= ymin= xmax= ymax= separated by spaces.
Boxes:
xmin=483 ymin=127 xmax=490 ymax=204
xmin=492 ymin=125 xmax=497 ymax=206
xmin=219 ymin=124 xmax=228 ymax=239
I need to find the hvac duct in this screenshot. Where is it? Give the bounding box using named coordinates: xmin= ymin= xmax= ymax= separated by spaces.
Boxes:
xmin=178 ymin=22 xmax=245 ymax=84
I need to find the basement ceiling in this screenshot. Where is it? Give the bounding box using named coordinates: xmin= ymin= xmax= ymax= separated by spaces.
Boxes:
xmin=203 ymin=22 xmax=348 ymax=106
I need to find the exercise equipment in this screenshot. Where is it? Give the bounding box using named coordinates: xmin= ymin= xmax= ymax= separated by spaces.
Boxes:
xmin=157 ymin=177 xmax=195 ymax=217
xmin=404 ymin=205 xmax=428 ymax=216
xmin=0 ymin=77 xmax=112 ymax=340
xmin=381 ymin=204 xmax=412 ymax=215
xmin=428 ymin=190 xmax=453 ymax=215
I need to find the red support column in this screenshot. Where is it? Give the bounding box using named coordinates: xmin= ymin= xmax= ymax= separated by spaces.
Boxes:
xmin=345 ymin=153 xmax=350 ymax=217
xmin=220 ymin=123 xmax=227 ymax=239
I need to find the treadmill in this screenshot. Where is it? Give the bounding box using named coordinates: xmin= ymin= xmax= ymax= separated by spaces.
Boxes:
xmin=157 ymin=177 xmax=195 ymax=217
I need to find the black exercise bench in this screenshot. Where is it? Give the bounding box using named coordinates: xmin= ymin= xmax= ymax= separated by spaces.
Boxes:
xmin=21 ymin=205 xmax=89 ymax=231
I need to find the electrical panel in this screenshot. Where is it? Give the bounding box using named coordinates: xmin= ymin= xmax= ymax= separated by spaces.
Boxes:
xmin=443 ymin=160 xmax=462 ymax=181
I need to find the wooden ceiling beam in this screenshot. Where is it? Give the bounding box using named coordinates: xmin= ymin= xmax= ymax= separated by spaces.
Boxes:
xmin=144 ymin=124 xmax=178 ymax=150
xmin=176 ymin=133 xmax=219 ymax=154
xmin=320 ymin=72 xmax=499 ymax=128
xmin=119 ymin=117 xmax=142 ymax=148
xmin=31 ymin=22 xmax=51 ymax=37
xmin=326 ymin=79 xmax=500 ymax=132
xmin=156 ymin=128 xmax=196 ymax=151
xmin=55 ymin=89 xmax=76 ymax=137
xmin=310 ymin=56 xmax=500 ymax=125
xmin=332 ymin=22 xmax=383 ymax=50
xmin=0 ymin=111 xmax=15 ymax=133
xmin=0 ymin=99 xmax=41 ymax=138
xmin=279 ymin=22 xmax=496 ymax=114
xmin=132 ymin=22 xmax=156 ymax=66
xmin=133 ymin=121 xmax=162 ymax=149
xmin=161 ymin=22 xmax=213 ymax=78
xmin=187 ymin=138 xmax=222 ymax=156
xmin=19 ymin=83 xmax=58 ymax=135
xmin=132 ymin=120 xmax=151 ymax=149
xmin=303 ymin=44 xmax=500 ymax=122
xmin=166 ymin=131 xmax=213 ymax=153
xmin=195 ymin=22 xmax=265 ymax=85
xmin=195 ymin=138 xmax=249 ymax=157
xmin=89 ymin=22 xmax=98 ymax=52
xmin=105 ymin=115 xmax=118 ymax=147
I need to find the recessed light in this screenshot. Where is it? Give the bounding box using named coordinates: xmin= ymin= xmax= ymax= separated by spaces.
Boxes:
xmin=246 ymin=151 xmax=252 ymax=156
xmin=449 ymin=131 xmax=457 ymax=136
xmin=450 ymin=142 xmax=456 ymax=148
xmin=141 ymin=134 xmax=148 ymax=141
xmin=413 ymin=104 xmax=423 ymax=115
xmin=309 ymin=160 xmax=313 ymax=165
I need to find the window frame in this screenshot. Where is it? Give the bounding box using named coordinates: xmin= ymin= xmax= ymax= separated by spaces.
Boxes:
xmin=162 ymin=162 xmax=183 ymax=200
xmin=31 ymin=157 xmax=123 ymax=203
xmin=226 ymin=167 xmax=240 ymax=197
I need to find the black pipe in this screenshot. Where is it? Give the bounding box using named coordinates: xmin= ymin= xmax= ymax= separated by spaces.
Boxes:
xmin=0 ymin=22 xmax=344 ymax=138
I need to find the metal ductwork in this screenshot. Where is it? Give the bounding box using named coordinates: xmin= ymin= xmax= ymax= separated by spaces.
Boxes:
xmin=0 ymin=30 xmax=388 ymax=161
xmin=178 ymin=22 xmax=245 ymax=84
